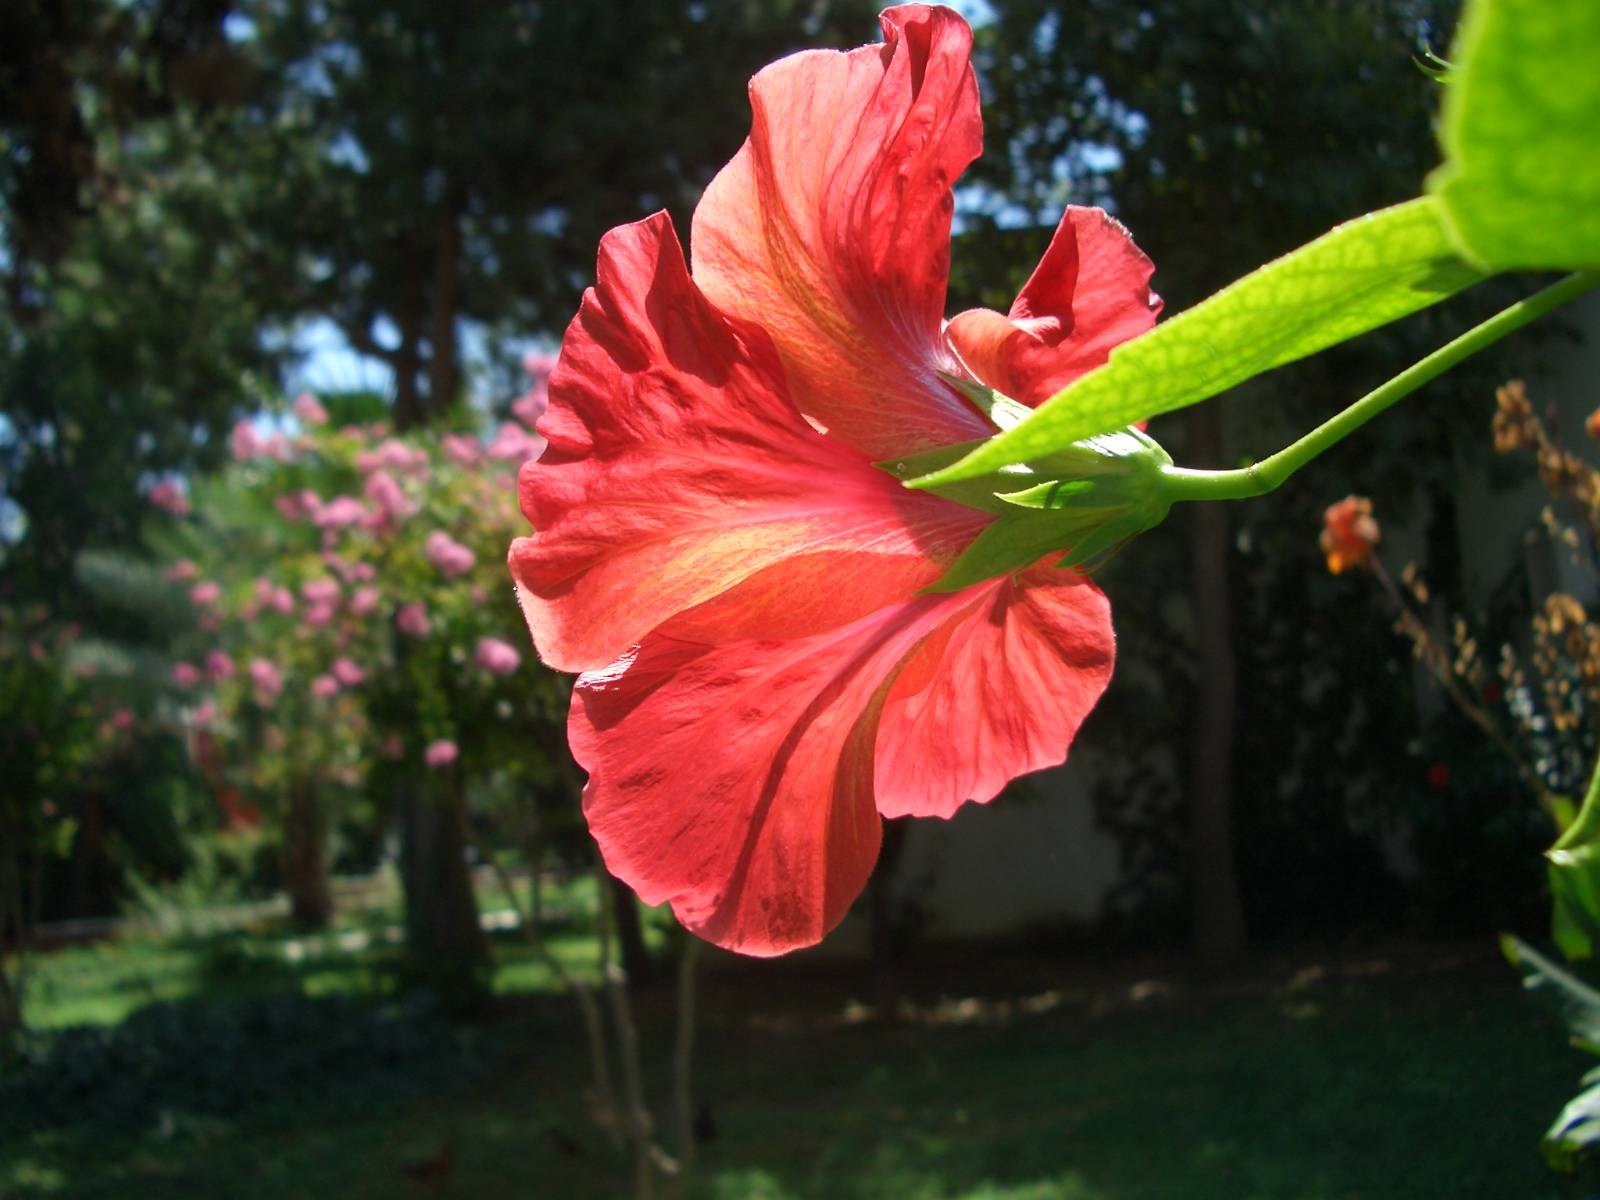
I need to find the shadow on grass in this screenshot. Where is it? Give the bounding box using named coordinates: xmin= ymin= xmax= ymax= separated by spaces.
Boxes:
xmin=7 ymin=938 xmax=1600 ymax=1200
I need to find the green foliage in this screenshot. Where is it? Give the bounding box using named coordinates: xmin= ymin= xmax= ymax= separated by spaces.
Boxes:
xmin=1503 ymin=935 xmax=1600 ymax=1173
xmin=229 ymin=0 xmax=881 ymax=421
xmin=2 ymin=944 xmax=1583 ymax=1199
xmin=918 ymin=199 xmax=1486 ymax=488
xmin=1 ymin=992 xmax=479 ymax=1139
xmin=1550 ymin=764 xmax=1600 ymax=961
xmin=1431 ymin=0 xmax=1600 ymax=270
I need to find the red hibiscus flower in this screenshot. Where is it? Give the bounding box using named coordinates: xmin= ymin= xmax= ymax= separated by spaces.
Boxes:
xmin=508 ymin=4 xmax=1161 ymax=955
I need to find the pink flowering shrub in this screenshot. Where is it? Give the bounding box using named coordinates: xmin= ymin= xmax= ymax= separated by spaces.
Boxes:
xmin=159 ymin=382 xmax=568 ymax=855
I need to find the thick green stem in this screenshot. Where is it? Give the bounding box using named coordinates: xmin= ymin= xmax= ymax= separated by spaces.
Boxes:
xmin=1158 ymin=270 xmax=1600 ymax=504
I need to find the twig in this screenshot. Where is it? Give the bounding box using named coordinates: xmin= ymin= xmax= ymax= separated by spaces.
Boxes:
xmin=597 ymin=859 xmax=669 ymax=1198
xmin=484 ymin=843 xmax=622 ymax=1146
xmin=671 ymin=936 xmax=703 ymax=1183
xmin=1371 ymin=557 xmax=1552 ymax=806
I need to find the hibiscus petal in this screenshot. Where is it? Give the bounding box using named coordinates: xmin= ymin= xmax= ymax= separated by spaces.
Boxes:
xmin=690 ymin=5 xmax=989 ymax=460
xmin=873 ymin=563 xmax=1115 ymax=819
xmin=946 ymin=207 xmax=1162 ymax=407
xmin=571 ymin=555 xmax=1112 ymax=955
xmin=571 ymin=619 xmax=888 ymax=957
xmin=510 ymin=210 xmax=983 ymax=674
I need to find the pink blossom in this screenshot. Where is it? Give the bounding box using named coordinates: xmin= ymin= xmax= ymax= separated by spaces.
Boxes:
xmin=249 ymin=658 xmax=284 ymax=703
xmin=331 ymin=657 xmax=365 ymax=687
xmin=164 ymin=559 xmax=199 ymax=583
xmin=396 ymin=603 xmax=431 ymax=638
xmin=509 ymin=392 xmax=547 ymax=430
xmin=148 ymin=480 xmax=191 ymax=515
xmin=293 ymin=392 xmax=329 ymax=426
xmin=349 ymin=586 xmax=381 ymax=616
xmin=172 ymin=661 xmax=202 ymax=687
xmin=314 ymin=496 xmax=367 ymax=529
xmin=190 ymin=581 xmax=221 ymax=608
xmin=442 ymin=434 xmax=483 ymax=467
xmin=256 ymin=581 xmax=295 ymax=614
xmin=364 ymin=471 xmax=416 ymax=520
xmin=274 ymin=494 xmax=304 ymax=521
xmin=487 ymin=421 xmax=545 ymax=464
xmin=511 ymin=356 xmax=554 ymax=428
xmin=198 ymin=613 xmax=221 ymax=633
xmin=311 ymin=674 xmax=340 ymax=698
xmin=355 ymin=439 xmax=428 ymax=476
xmin=205 ymin=650 xmax=235 ymax=682
xmin=424 ymin=740 xmax=459 ymax=768
xmin=474 ymin=637 xmax=521 ymax=676
xmin=112 ymin=709 xmax=134 ymax=731
xmin=349 ymin=562 xmax=376 ymax=581
xmin=301 ymin=578 xmax=341 ymax=606
xmin=303 ymin=602 xmax=336 ymax=628
xmin=424 ymin=531 xmax=476 ymax=579
xmin=230 ymin=420 xmax=261 ymax=461
xmin=192 ymin=701 xmax=217 ymax=727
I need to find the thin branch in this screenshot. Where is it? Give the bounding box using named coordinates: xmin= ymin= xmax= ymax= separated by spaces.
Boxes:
xmin=598 ymin=858 xmax=673 ymax=1198
xmin=672 ymin=936 xmax=703 ymax=1180
xmin=484 ymin=839 xmax=621 ymax=1146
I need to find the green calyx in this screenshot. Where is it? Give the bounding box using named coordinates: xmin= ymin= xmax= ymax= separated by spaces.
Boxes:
xmin=877 ymin=383 xmax=1174 ymax=594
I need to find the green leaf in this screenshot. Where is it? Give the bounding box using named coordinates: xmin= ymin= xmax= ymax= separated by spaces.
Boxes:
xmin=1551 ymin=842 xmax=1600 ymax=961
xmin=1550 ymin=762 xmax=1600 ymax=960
xmin=1544 ymin=1079 xmax=1600 ymax=1174
xmin=912 ymin=198 xmax=1485 ymax=489
xmin=1429 ymin=0 xmax=1600 ymax=271
xmin=1501 ymin=934 xmax=1600 ymax=1055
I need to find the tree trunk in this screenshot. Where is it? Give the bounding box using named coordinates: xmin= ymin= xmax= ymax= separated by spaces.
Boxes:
xmin=61 ymin=791 xmax=104 ymax=917
xmin=284 ymin=778 xmax=333 ymax=930
xmin=0 ymin=832 xmax=25 ymax=1044
xmin=400 ymin=765 xmax=488 ymax=996
xmin=392 ymin=251 xmax=426 ymax=430
xmin=869 ymin=818 xmax=911 ymax=1022
xmin=608 ymin=873 xmax=655 ymax=986
xmin=426 ymin=199 xmax=461 ymax=413
xmin=1187 ymin=405 xmax=1247 ymax=966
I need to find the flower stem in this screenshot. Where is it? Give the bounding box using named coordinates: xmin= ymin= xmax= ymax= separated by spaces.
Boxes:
xmin=1158 ymin=270 xmax=1600 ymax=504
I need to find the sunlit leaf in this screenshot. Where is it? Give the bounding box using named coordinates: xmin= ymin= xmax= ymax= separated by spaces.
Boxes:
xmin=913 ymin=198 xmax=1484 ymax=489
xmin=1502 ymin=934 xmax=1600 ymax=1055
xmin=1429 ymin=0 xmax=1600 ymax=270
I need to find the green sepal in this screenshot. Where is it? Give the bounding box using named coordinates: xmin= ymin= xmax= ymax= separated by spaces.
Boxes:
xmin=909 ymin=198 xmax=1486 ymax=490
xmin=936 ymin=370 xmax=1035 ymax=431
xmin=1551 ymin=840 xmax=1600 ymax=962
xmin=916 ymin=425 xmax=1174 ymax=593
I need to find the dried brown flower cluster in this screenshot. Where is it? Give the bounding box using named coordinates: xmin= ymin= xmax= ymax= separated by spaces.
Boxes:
xmin=1331 ymin=381 xmax=1600 ymax=806
xmin=1492 ymin=379 xmax=1600 ymax=545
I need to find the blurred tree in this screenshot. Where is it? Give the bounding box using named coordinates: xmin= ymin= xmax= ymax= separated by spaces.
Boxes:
xmin=235 ymin=0 xmax=881 ymax=425
xmin=0 ymin=0 xmax=294 ymax=610
xmin=955 ymin=0 xmax=1542 ymax=959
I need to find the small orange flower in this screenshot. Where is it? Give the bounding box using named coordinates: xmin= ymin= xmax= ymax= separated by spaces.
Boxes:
xmin=1585 ymin=405 xmax=1600 ymax=441
xmin=1320 ymin=495 xmax=1380 ymax=574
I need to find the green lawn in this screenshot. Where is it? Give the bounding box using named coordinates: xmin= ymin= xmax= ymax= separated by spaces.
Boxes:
xmin=4 ymin=913 xmax=1597 ymax=1200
